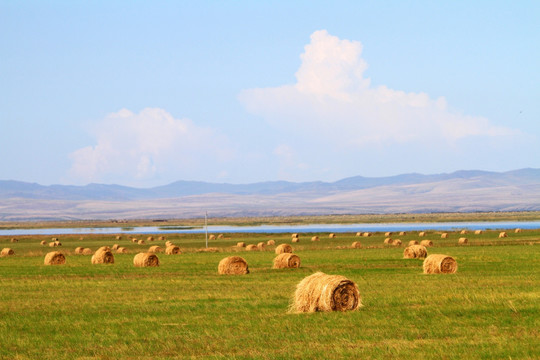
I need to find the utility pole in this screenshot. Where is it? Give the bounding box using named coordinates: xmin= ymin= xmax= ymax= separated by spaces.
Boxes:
xmin=205 ymin=211 xmax=208 ymax=248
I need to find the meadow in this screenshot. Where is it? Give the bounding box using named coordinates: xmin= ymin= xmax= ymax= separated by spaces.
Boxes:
xmin=0 ymin=228 xmax=539 ymax=359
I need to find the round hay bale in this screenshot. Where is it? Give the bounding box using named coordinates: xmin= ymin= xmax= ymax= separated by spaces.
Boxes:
xmin=292 ymin=237 xmax=300 ymax=243
xmin=399 ymin=231 xmax=407 ymax=236
xmin=273 ymin=253 xmax=301 ymax=269
xmin=133 ymin=252 xmax=159 ymax=267
xmin=291 ymin=233 xmax=299 ymax=239
xmin=236 ymin=242 xmax=246 ymax=248
xmin=91 ymin=248 xmax=114 ymax=264
xmin=351 ymin=241 xmax=362 ymax=249
xmin=420 ymin=240 xmax=433 ymax=247
xmin=441 ymin=233 xmax=448 ymax=239
xmin=74 ymin=247 xmax=84 ymax=254
xmin=403 ymin=245 xmax=428 ymax=259
xmin=423 ymin=254 xmax=457 ymax=274
xmin=147 ymin=236 xmax=154 ymax=242
xmin=514 ymin=228 xmax=522 ymax=233
xmin=116 ymin=247 xmax=127 ymax=254
xmin=245 ymin=244 xmax=258 ymax=251
xmin=54 ymin=241 xmax=62 ymax=246
xmin=384 ymin=238 xmax=393 ymax=245
xmin=51 ymin=237 xmax=58 ymax=242
xmin=165 ymin=245 xmax=181 ymax=255
xmin=355 ymin=232 xmax=362 ymax=237
xmin=385 ymin=232 xmax=392 ymax=237
xmin=10 ymin=238 xmax=18 ymax=243
xmin=48 ymin=242 xmax=56 ymax=247
xmin=82 ymin=248 xmax=93 ymax=255
xmin=311 ymin=236 xmax=320 ymax=242
xmin=275 ymin=243 xmax=293 ymax=254
xmin=131 ymin=238 xmax=137 ymax=243
xmin=418 ymin=231 xmax=426 ymax=237
xmin=499 ymin=232 xmax=507 ymax=238
xmin=111 ymin=244 xmax=119 ymax=251
xmin=116 ymin=235 xmax=122 ymax=240
xmin=362 ymin=232 xmax=371 ymax=237
xmin=408 ymin=240 xmax=419 ymax=246
xmin=148 ymin=245 xmax=163 ymax=253
xmin=218 ymin=256 xmax=249 ymax=275
xmin=158 ymin=236 xmax=165 ymax=241
xmin=474 ymin=230 xmax=483 ymax=235
xmin=44 ymin=251 xmax=65 ymax=265
xmin=267 ymin=239 xmax=276 ymax=246
xmin=329 ymin=233 xmax=336 ymax=238
xmin=209 ymin=234 xmax=216 ymax=240
xmin=138 ymin=240 xmax=145 ymax=245
xmin=293 ymin=272 xmax=361 ymax=313
xmin=217 ymin=234 xmax=224 ymax=239
xmin=460 ymin=230 xmax=468 ymax=235
xmin=458 ymin=237 xmax=468 ymax=244
xmin=393 ymin=239 xmax=402 ymax=246
xmin=165 ymin=241 xmax=173 ymax=247
xmin=40 ymin=240 xmax=47 ymax=245
xmin=1 ymin=248 xmax=15 ymax=257
xmin=257 ymin=242 xmax=266 ymax=250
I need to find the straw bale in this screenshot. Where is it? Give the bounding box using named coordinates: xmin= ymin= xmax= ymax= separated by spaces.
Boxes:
xmin=111 ymin=244 xmax=119 ymax=251
xmin=385 ymin=232 xmax=392 ymax=237
xmin=418 ymin=232 xmax=426 ymax=237
xmin=351 ymin=241 xmax=362 ymax=249
xmin=362 ymin=232 xmax=371 ymax=237
xmin=148 ymin=245 xmax=163 ymax=253
xmin=458 ymin=237 xmax=468 ymax=244
xmin=82 ymin=248 xmax=93 ymax=255
xmin=54 ymin=241 xmax=62 ymax=246
xmin=311 ymin=236 xmax=319 ymax=242
xmin=147 ymin=236 xmax=154 ymax=242
xmin=408 ymin=240 xmax=419 ymax=246
xmin=291 ymin=233 xmax=299 ymax=239
xmin=217 ymin=234 xmax=224 ymax=239
xmin=293 ymin=272 xmax=361 ymax=313
xmin=116 ymin=235 xmax=122 ymax=240
xmin=165 ymin=241 xmax=173 ymax=247
xmin=138 ymin=240 xmax=145 ymax=245
xmin=116 ymin=247 xmax=127 ymax=254
xmin=514 ymin=228 xmax=522 ymax=233
xmin=1 ymin=248 xmax=14 ymax=257
xmin=273 ymin=253 xmax=301 ymax=269
xmin=499 ymin=232 xmax=507 ymax=238
xmin=474 ymin=230 xmax=483 ymax=235
xmin=399 ymin=231 xmax=407 ymax=236
xmin=393 ymin=239 xmax=402 ymax=246
xmin=44 ymin=251 xmax=65 ymax=265
xmin=329 ymin=233 xmax=336 ymax=238
xmin=441 ymin=233 xmax=448 ymax=239
xmin=292 ymin=237 xmax=300 ymax=243
xmin=158 ymin=236 xmax=165 ymax=241
xmin=10 ymin=238 xmax=18 ymax=243
xmin=236 ymin=242 xmax=246 ymax=248
xmin=403 ymin=245 xmax=427 ymax=259
xmin=218 ymin=256 xmax=249 ymax=275
xmin=74 ymin=247 xmax=84 ymax=254
xmin=209 ymin=234 xmax=216 ymax=240
xmin=460 ymin=230 xmax=468 ymax=235
xmin=420 ymin=240 xmax=433 ymax=247
xmin=91 ymin=248 xmax=115 ymax=264
xmin=165 ymin=245 xmax=181 ymax=255
xmin=40 ymin=240 xmax=47 ymax=245
xmin=257 ymin=242 xmax=266 ymax=250
xmin=355 ymin=232 xmax=362 ymax=236
xmin=48 ymin=242 xmax=56 ymax=247
xmin=267 ymin=239 xmax=276 ymax=246
xmin=245 ymin=244 xmax=258 ymax=251
xmin=275 ymin=243 xmax=293 ymax=254
xmin=423 ymin=254 xmax=457 ymax=274
xmin=133 ymin=252 xmax=159 ymax=267
xmin=384 ymin=238 xmax=393 ymax=245
xmin=131 ymin=238 xmax=137 ymax=243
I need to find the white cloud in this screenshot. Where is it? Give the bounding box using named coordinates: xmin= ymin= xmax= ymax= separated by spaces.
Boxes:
xmin=239 ymin=30 xmax=517 ymax=148
xmin=68 ymin=108 xmax=235 ymax=185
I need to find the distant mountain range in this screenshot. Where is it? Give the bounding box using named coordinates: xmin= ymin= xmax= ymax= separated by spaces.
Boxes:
xmin=1 ymin=168 xmax=539 ymax=221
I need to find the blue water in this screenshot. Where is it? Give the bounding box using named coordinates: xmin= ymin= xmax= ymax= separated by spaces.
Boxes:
xmin=2 ymin=221 xmax=540 ymax=236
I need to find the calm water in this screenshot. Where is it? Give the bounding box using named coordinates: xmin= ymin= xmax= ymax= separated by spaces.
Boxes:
xmin=2 ymin=221 xmax=540 ymax=236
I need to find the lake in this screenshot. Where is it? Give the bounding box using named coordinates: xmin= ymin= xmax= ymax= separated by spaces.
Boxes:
xmin=2 ymin=220 xmax=540 ymax=236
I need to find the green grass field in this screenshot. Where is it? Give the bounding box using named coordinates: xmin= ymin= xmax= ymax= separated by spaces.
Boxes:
xmin=1 ymin=229 xmax=539 ymax=359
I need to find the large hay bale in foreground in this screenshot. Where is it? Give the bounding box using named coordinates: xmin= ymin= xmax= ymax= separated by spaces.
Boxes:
xmin=351 ymin=241 xmax=362 ymax=249
xmin=423 ymin=254 xmax=457 ymax=274
xmin=74 ymin=247 xmax=84 ymax=254
xmin=458 ymin=237 xmax=468 ymax=244
xmin=133 ymin=252 xmax=159 ymax=267
xmin=408 ymin=240 xmax=419 ymax=246
xmin=403 ymin=245 xmax=428 ymax=259
xmin=245 ymin=244 xmax=258 ymax=251
xmin=420 ymin=240 xmax=433 ymax=247
xmin=293 ymin=272 xmax=361 ymax=313
xmin=311 ymin=236 xmax=319 ymax=242
xmin=236 ymin=242 xmax=246 ymax=248
xmin=273 ymin=253 xmax=301 ymax=269
xmin=44 ymin=251 xmax=65 ymax=265
xmin=91 ymin=248 xmax=114 ymax=264
xmin=384 ymin=238 xmax=393 ymax=245
xmin=267 ymin=239 xmax=275 ymax=246
xmin=116 ymin=247 xmax=127 ymax=254
xmin=82 ymin=248 xmax=93 ymax=255
xmin=275 ymin=244 xmax=293 ymax=254
xmin=499 ymin=232 xmax=507 ymax=238
xmin=218 ymin=256 xmax=249 ymax=275
xmin=1 ymin=248 xmax=14 ymax=257
xmin=148 ymin=245 xmax=163 ymax=253
xmin=165 ymin=245 xmax=181 ymax=255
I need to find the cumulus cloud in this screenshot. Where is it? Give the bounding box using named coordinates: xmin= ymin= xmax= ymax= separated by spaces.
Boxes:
xmin=239 ymin=30 xmax=516 ymax=147
xmin=68 ymin=108 xmax=235 ymax=185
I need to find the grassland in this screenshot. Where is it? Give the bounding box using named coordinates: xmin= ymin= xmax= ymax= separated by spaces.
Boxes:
xmin=1 ymin=228 xmax=539 ymax=359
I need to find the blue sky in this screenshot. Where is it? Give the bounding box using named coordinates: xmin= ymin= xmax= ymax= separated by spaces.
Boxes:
xmin=1 ymin=1 xmax=539 ymax=187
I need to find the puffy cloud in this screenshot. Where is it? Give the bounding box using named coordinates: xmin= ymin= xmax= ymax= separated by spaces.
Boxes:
xmin=239 ymin=30 xmax=516 ymax=148
xmin=68 ymin=108 xmax=235 ymax=185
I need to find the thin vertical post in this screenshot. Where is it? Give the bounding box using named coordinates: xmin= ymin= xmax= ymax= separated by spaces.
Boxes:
xmin=205 ymin=211 xmax=208 ymax=248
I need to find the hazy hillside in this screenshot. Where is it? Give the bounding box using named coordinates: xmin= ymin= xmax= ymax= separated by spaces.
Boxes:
xmin=1 ymin=168 xmax=539 ymax=220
